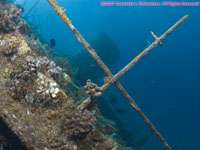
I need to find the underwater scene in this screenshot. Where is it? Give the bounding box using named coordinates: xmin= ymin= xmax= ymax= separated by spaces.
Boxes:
xmin=0 ymin=0 xmax=200 ymax=150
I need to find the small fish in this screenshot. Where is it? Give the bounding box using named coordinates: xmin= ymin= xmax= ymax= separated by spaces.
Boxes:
xmin=50 ymin=39 xmax=56 ymax=47
xmin=36 ymin=37 xmax=40 ymax=43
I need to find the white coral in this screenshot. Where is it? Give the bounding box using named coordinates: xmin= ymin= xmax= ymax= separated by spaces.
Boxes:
xmin=37 ymin=72 xmax=60 ymax=99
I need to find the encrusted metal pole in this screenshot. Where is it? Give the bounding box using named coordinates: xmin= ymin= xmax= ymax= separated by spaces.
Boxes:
xmin=101 ymin=15 xmax=189 ymax=91
xmin=47 ymin=0 xmax=189 ymax=149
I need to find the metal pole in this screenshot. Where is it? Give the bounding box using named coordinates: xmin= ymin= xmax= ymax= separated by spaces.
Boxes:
xmin=102 ymin=15 xmax=189 ymax=91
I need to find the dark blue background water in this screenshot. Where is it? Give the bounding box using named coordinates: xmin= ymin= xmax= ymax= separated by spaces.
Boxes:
xmin=16 ymin=0 xmax=200 ymax=149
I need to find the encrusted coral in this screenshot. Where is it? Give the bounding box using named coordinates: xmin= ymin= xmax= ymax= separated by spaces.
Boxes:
xmin=47 ymin=0 xmax=72 ymax=28
xmin=0 ymin=0 xmax=7 ymax=5
xmin=8 ymin=62 xmax=63 ymax=105
xmin=17 ymin=19 xmax=31 ymax=35
xmin=0 ymin=31 xmax=31 ymax=57
xmin=25 ymin=92 xmax=35 ymax=103
xmin=36 ymin=72 xmax=61 ymax=100
xmin=7 ymin=58 xmax=37 ymax=100
xmin=0 ymin=4 xmax=22 ymax=33
xmin=84 ymin=79 xmax=102 ymax=98
xmin=62 ymin=107 xmax=96 ymax=139
xmin=0 ymin=38 xmax=19 ymax=57
xmin=53 ymin=56 xmax=72 ymax=76
xmin=26 ymin=56 xmax=63 ymax=77
xmin=18 ymin=38 xmax=31 ymax=55
xmin=0 ymin=3 xmax=122 ymax=149
xmin=77 ymin=130 xmax=118 ymax=150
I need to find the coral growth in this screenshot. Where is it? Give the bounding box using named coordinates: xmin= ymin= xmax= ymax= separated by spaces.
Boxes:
xmin=0 ymin=0 xmax=7 ymax=5
xmin=17 ymin=19 xmax=31 ymax=35
xmin=0 ymin=4 xmax=22 ymax=33
xmin=0 ymin=37 xmax=19 ymax=57
xmin=36 ymin=72 xmax=61 ymax=100
xmin=62 ymin=107 xmax=96 ymax=139
xmin=77 ymin=130 xmax=118 ymax=150
xmin=6 ymin=55 xmax=64 ymax=106
xmin=0 ymin=31 xmax=31 ymax=57
xmin=0 ymin=2 xmax=121 ymax=149
xmin=53 ymin=56 xmax=72 ymax=76
xmin=84 ymin=79 xmax=102 ymax=98
xmin=26 ymin=56 xmax=63 ymax=78
xmin=8 ymin=58 xmax=38 ymax=101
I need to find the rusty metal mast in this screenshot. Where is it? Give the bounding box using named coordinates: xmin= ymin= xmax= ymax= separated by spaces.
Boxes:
xmin=47 ymin=0 xmax=189 ymax=149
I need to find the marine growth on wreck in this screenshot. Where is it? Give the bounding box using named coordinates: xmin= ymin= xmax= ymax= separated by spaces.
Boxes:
xmin=0 ymin=0 xmax=191 ymax=150
xmin=0 ymin=1 xmax=121 ymax=150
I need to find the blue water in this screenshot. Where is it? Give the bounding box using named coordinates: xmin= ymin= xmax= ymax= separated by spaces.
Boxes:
xmin=16 ymin=0 xmax=200 ymax=149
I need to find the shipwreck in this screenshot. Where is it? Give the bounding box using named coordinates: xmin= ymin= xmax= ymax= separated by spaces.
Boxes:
xmin=0 ymin=0 xmax=189 ymax=150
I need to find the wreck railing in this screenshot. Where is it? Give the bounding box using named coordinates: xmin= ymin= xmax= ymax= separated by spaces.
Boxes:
xmin=47 ymin=0 xmax=189 ymax=149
